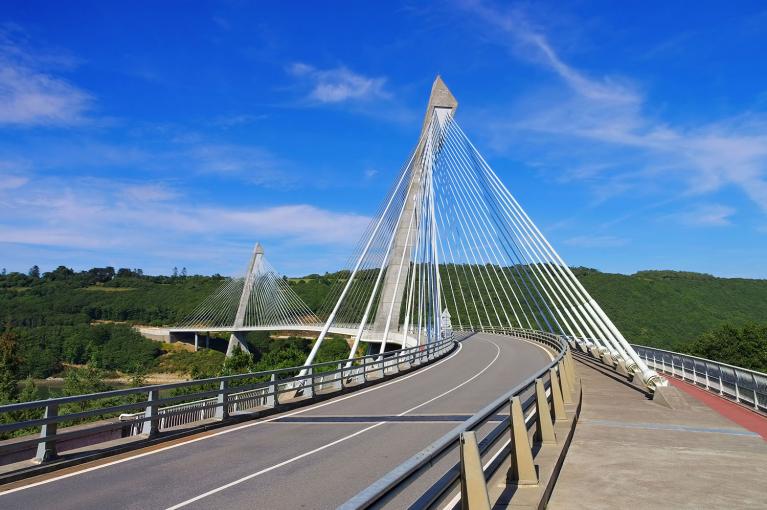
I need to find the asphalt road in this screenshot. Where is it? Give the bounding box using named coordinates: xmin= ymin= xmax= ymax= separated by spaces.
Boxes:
xmin=0 ymin=333 xmax=553 ymax=510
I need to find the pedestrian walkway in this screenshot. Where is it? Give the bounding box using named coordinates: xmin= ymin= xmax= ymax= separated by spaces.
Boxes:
xmin=666 ymin=376 xmax=767 ymax=440
xmin=548 ymin=356 xmax=767 ymax=510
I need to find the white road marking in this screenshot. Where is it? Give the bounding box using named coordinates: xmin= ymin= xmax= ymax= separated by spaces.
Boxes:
xmin=164 ymin=339 xmax=503 ymax=509
xmin=509 ymin=335 xmax=556 ymax=362
xmin=0 ymin=341 xmax=464 ymax=496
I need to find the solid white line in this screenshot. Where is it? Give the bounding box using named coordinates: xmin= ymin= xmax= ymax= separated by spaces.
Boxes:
xmin=164 ymin=339 xmax=503 ymax=510
xmin=507 ymin=335 xmax=556 ymax=362
xmin=0 ymin=342 xmax=464 ymax=497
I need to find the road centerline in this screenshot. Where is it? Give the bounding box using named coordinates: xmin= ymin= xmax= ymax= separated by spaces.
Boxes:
xmin=163 ymin=338 xmax=502 ymax=510
xmin=0 ymin=339 xmax=466 ymax=497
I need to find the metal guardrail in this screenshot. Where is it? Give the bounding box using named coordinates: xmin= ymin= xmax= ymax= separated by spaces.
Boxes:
xmin=0 ymin=337 xmax=457 ymax=464
xmin=633 ymin=344 xmax=767 ymax=414
xmin=341 ymin=328 xmax=573 ymax=509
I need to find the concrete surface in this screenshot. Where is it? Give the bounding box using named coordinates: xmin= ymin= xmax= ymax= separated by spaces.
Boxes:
xmin=548 ymin=356 xmax=767 ymax=510
xmin=0 ymin=333 xmax=553 ymax=510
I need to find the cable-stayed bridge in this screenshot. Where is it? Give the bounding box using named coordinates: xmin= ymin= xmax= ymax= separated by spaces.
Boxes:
xmin=1 ymin=77 xmax=765 ymax=510
xmin=171 ymin=76 xmax=661 ymax=388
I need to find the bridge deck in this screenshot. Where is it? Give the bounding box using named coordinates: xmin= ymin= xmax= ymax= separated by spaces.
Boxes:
xmin=548 ymin=355 xmax=767 ymax=510
xmin=0 ymin=333 xmax=553 ymax=510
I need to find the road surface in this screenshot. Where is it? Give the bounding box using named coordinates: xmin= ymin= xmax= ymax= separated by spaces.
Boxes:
xmin=0 ymin=333 xmax=553 ymax=510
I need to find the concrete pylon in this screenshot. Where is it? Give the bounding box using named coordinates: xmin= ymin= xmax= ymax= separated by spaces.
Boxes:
xmin=226 ymin=243 xmax=263 ymax=356
xmin=372 ymin=76 xmax=458 ymax=343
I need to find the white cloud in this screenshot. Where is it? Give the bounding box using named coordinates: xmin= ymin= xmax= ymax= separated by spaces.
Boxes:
xmin=461 ymin=3 xmax=767 ymax=213
xmin=288 ymin=63 xmax=390 ymax=104
xmin=0 ymin=29 xmax=92 ymax=126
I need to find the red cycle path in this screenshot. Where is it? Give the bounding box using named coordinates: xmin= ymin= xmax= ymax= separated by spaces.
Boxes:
xmin=666 ymin=376 xmax=767 ymax=441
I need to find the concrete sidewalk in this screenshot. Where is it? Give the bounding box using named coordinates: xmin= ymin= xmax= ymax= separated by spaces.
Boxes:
xmin=548 ymin=356 xmax=767 ymax=510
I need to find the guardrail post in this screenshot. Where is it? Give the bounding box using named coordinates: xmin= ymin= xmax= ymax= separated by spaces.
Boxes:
xmin=704 ymin=364 xmax=710 ymax=390
xmin=306 ymin=367 xmax=315 ymax=398
xmin=549 ymin=368 xmax=566 ymax=423
xmin=565 ymin=350 xmax=577 ymax=383
xmin=507 ymin=396 xmax=538 ymax=485
xmin=459 ymin=431 xmax=491 ymax=510
xmin=141 ymin=388 xmax=160 ymax=437
xmin=266 ymin=374 xmax=276 ymax=408
xmin=34 ymin=402 xmax=59 ymax=463
xmin=558 ymin=362 xmax=574 ymax=405
xmin=336 ymin=363 xmax=344 ymax=390
xmin=215 ymin=379 xmax=229 ymax=420
xmin=534 ymin=378 xmax=556 ymax=445
xmin=752 ymin=374 xmax=759 ymax=411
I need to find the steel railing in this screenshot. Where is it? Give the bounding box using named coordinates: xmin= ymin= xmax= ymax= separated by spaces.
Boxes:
xmin=341 ymin=329 xmax=572 ymax=509
xmin=633 ymin=344 xmax=767 ymax=414
xmin=0 ymin=336 xmax=458 ymax=464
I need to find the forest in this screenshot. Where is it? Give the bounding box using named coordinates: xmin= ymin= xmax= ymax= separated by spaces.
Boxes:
xmin=1 ymin=264 xmax=766 ymax=407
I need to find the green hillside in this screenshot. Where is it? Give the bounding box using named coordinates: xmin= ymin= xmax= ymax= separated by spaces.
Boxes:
xmin=1 ymin=265 xmax=765 ymax=386
xmin=573 ymin=268 xmax=767 ymax=350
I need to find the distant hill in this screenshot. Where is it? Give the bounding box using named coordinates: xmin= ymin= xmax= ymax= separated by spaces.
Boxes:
xmin=572 ymin=268 xmax=767 ymax=350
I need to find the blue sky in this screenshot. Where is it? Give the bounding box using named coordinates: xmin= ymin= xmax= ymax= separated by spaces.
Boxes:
xmin=1 ymin=1 xmax=766 ymax=278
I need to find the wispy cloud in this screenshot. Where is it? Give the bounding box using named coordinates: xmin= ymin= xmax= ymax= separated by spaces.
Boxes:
xmin=563 ymin=235 xmax=629 ymax=248
xmin=0 ymin=175 xmax=371 ymax=272
xmin=667 ymin=204 xmax=736 ymax=227
xmin=288 ymin=63 xmax=390 ymax=104
xmin=461 ymin=2 xmax=767 ymax=214
xmin=188 ymin=143 xmax=294 ymax=187
xmin=0 ymin=26 xmax=93 ymax=126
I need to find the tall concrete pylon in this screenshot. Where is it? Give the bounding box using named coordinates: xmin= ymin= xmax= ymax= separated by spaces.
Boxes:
xmin=372 ymin=76 xmax=458 ymax=341
xmin=226 ymin=243 xmax=263 ymax=356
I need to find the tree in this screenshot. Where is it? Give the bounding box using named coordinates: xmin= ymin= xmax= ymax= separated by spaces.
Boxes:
xmin=1 ymin=268 xmax=6 ymax=276
xmin=688 ymin=323 xmax=767 ymax=372
xmin=28 ymin=265 xmax=40 ymax=279
xmin=117 ymin=268 xmax=135 ymax=278
xmin=181 ymin=267 xmax=187 ymax=278
xmin=220 ymin=345 xmax=253 ymax=376
xmin=45 ymin=266 xmax=75 ymax=281
xmin=0 ymin=332 xmax=20 ymax=404
xmin=86 ymin=267 xmax=115 ymax=284
xmin=18 ymin=377 xmax=41 ymax=403
xmin=172 ymin=267 xmax=178 ymax=278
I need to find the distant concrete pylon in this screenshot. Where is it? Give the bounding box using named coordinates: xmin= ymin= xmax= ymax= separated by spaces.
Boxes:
xmin=372 ymin=76 xmax=458 ymax=338
xmin=226 ymin=243 xmax=264 ymax=356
